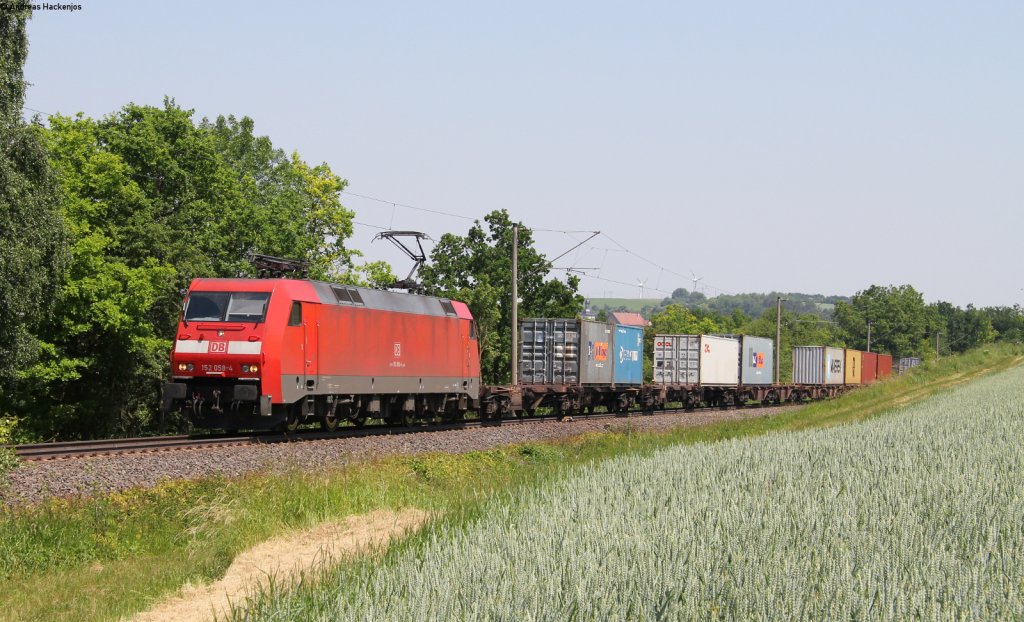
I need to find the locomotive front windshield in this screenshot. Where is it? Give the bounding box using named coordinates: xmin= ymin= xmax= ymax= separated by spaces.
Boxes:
xmin=184 ymin=292 xmax=270 ymax=323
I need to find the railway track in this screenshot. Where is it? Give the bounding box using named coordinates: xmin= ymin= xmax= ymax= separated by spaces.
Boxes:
xmin=11 ymin=434 xmax=256 ymax=460
xmin=8 ymin=403 xmax=770 ymax=461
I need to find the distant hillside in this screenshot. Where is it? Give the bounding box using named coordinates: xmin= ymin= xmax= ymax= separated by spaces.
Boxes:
xmin=588 ymin=290 xmax=848 ymax=320
xmin=587 ymin=298 xmax=663 ymax=313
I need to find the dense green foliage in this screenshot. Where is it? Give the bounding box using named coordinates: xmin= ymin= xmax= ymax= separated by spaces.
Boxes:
xmin=671 ymin=288 xmax=844 ymax=318
xmin=0 ymin=9 xmax=66 ymax=398
xmin=832 ymin=284 xmax=1016 ymax=358
xmin=2 ymin=101 xmax=364 ymax=439
xmin=593 ymin=290 xmax=845 ymax=321
xmin=420 ymin=210 xmax=583 ymax=383
xmin=833 ymin=284 xmax=937 ymax=356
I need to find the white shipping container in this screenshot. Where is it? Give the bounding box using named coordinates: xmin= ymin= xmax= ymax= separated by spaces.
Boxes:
xmin=699 ymin=335 xmax=740 ymax=385
xmin=824 ymin=346 xmax=845 ymax=385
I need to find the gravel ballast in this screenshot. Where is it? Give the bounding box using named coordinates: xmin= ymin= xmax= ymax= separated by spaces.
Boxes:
xmin=1 ymin=405 xmax=802 ymax=507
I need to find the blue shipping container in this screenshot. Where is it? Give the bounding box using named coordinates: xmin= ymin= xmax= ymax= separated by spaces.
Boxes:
xmin=613 ymin=324 xmax=644 ymax=385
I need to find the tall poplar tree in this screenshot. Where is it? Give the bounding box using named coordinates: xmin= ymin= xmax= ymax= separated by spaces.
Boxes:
xmin=0 ymin=9 xmax=66 ymax=395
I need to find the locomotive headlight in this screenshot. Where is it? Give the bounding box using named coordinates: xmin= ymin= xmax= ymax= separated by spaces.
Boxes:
xmin=177 ymin=363 xmax=187 ymax=372
xmin=242 ymin=364 xmax=249 ymax=372
xmin=186 ymin=363 xmax=194 ymax=371
xmin=242 ymin=364 xmax=258 ymax=373
xmin=250 ymin=364 xmax=258 ymax=373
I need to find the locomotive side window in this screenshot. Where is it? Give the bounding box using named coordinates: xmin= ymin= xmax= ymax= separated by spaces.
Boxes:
xmin=332 ymin=286 xmax=365 ymax=306
xmin=332 ymin=287 xmax=352 ymax=304
xmin=470 ymin=320 xmax=477 ymax=340
xmin=288 ymin=302 xmax=302 ymax=326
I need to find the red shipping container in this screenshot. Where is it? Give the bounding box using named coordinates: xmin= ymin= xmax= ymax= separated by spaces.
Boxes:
xmin=876 ymin=354 xmax=893 ymax=379
xmin=862 ymin=351 xmax=878 ymax=384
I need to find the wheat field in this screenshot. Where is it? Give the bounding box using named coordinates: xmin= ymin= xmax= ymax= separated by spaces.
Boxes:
xmin=243 ymin=366 xmax=1024 ymax=620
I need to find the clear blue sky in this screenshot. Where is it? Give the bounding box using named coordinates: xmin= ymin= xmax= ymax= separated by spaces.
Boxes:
xmin=23 ymin=1 xmax=1023 ymax=307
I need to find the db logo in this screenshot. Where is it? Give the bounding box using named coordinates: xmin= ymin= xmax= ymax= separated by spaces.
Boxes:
xmin=209 ymin=341 xmax=228 ymax=353
xmin=393 ymin=342 xmax=402 ymax=358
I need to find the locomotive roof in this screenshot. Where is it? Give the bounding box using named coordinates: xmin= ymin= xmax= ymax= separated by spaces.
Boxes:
xmin=189 ymin=278 xmax=472 ymax=319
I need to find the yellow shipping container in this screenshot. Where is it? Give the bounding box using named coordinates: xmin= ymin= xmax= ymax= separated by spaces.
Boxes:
xmin=845 ymin=349 xmax=863 ymax=385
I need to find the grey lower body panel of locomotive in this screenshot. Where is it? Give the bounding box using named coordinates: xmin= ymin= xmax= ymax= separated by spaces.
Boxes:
xmin=280 ymin=374 xmax=479 ymax=403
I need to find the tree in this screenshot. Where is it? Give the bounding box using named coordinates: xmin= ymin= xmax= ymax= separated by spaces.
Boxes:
xmin=420 ymin=210 xmax=583 ymax=383
xmin=833 ymin=285 xmax=941 ymax=358
xmin=982 ymin=306 xmax=1024 ymax=343
xmin=202 ymin=114 xmax=391 ymax=284
xmin=931 ymin=302 xmax=995 ymax=354
xmin=0 ymin=8 xmax=67 ymax=402
xmin=12 ymin=102 xmax=361 ymax=438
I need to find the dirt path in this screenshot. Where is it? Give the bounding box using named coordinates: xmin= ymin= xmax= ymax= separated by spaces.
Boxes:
xmin=131 ymin=508 xmax=428 ymax=622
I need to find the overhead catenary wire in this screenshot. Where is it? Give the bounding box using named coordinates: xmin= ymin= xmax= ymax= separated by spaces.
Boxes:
xmin=563 ymin=270 xmax=673 ymax=296
xmin=599 ymin=232 xmax=734 ymax=297
xmin=342 ymin=190 xmax=477 ymax=222
xmin=353 ymin=220 xmax=390 ymax=231
xmin=23 ymin=106 xmax=54 ymax=117
xmin=344 ymin=189 xmax=731 ymax=298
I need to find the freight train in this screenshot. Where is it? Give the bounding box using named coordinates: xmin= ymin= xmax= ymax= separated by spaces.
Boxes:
xmin=162 ymin=277 xmax=892 ymax=431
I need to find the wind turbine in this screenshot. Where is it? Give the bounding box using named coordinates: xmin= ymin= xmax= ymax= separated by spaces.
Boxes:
xmin=690 ymin=271 xmax=704 ymax=294
xmin=637 ymin=278 xmax=648 ymax=299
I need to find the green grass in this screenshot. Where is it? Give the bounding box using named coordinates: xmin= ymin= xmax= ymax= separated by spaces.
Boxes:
xmin=1 ymin=343 xmax=1021 ymax=621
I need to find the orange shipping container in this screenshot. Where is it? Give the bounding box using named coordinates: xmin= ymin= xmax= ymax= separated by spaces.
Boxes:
xmin=845 ymin=349 xmax=863 ymax=385
xmin=862 ymin=351 xmax=878 ymax=384
xmin=877 ymin=354 xmax=893 ymax=379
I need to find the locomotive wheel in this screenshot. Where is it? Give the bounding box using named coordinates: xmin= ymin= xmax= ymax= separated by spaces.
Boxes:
xmin=285 ymin=408 xmax=301 ymax=433
xmin=321 ymin=412 xmax=339 ymax=432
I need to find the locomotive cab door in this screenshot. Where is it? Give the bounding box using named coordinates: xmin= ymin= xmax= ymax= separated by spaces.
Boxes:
xmin=303 ymin=303 xmax=319 ymax=393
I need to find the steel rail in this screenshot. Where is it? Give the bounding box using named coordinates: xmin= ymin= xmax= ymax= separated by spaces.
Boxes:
xmin=8 ymin=402 xmax=786 ymax=461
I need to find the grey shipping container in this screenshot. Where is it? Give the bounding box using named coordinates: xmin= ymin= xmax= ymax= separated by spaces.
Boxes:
xmin=740 ymin=335 xmax=774 ymax=385
xmin=519 ymin=319 xmax=614 ymax=385
xmin=897 ymin=357 xmax=922 ymax=374
xmin=653 ymin=335 xmax=700 ymax=384
xmin=792 ymin=346 xmax=845 ymax=385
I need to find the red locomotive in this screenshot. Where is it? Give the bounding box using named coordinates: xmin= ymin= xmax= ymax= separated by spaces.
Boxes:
xmin=162 ymin=278 xmax=480 ymax=431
